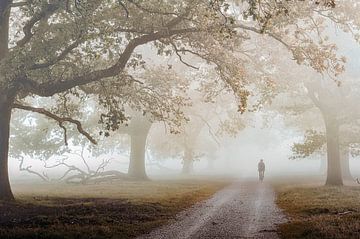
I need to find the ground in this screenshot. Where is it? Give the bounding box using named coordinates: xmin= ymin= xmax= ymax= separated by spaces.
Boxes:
xmin=0 ymin=178 xmax=228 ymax=239
xmin=5 ymin=177 xmax=358 ymax=239
xmin=275 ymin=180 xmax=360 ymax=239
xmin=138 ymin=181 xmax=285 ymax=239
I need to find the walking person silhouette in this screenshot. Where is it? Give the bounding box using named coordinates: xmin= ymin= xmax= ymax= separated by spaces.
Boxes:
xmin=258 ymin=159 xmax=265 ymax=182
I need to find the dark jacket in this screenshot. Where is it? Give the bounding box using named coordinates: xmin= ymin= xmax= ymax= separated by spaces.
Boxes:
xmin=258 ymin=162 xmax=265 ymax=171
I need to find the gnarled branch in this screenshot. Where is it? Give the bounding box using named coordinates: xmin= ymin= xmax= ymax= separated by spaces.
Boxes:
xmin=13 ymin=103 xmax=97 ymax=145
xmin=19 ymin=27 xmax=199 ymax=97
xmin=16 ymin=2 xmax=59 ymax=47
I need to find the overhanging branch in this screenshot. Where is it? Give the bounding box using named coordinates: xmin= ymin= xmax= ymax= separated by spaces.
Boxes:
xmin=19 ymin=27 xmax=199 ymax=97
xmin=169 ymin=42 xmax=199 ymax=70
xmin=13 ymin=103 xmax=97 ymax=145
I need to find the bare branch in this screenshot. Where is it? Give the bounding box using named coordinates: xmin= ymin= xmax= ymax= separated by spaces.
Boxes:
xmin=69 ymin=147 xmax=92 ymax=173
xmin=192 ymin=113 xmax=221 ymax=147
xmin=19 ymin=156 xmax=49 ymax=182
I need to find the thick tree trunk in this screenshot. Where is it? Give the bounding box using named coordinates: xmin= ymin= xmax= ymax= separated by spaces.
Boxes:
xmin=0 ymin=1 xmax=11 ymax=59
xmin=324 ymin=117 xmax=343 ymax=186
xmin=0 ymin=1 xmax=15 ymax=201
xmin=182 ymin=148 xmax=194 ymax=174
xmin=0 ymin=95 xmax=15 ymax=201
xmin=340 ymin=147 xmax=352 ymax=181
xmin=127 ymin=119 xmax=151 ymax=180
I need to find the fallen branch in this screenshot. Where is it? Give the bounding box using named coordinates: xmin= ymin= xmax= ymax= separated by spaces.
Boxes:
xmin=65 ymin=170 xmax=130 ymax=184
xmin=19 ymin=156 xmax=49 ymax=182
xmin=338 ymin=211 xmax=353 ymax=216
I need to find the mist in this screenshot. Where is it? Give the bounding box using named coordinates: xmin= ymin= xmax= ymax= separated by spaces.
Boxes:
xmin=1 ymin=1 xmax=360 ymax=238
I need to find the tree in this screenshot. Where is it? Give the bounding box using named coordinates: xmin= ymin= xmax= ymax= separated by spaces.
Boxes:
xmin=149 ymin=84 xmax=250 ymax=174
xmin=11 ymin=66 xmax=191 ymax=181
xmin=1 ymin=0 xmax=351 ymax=200
xmin=0 ymin=0 xmax=243 ymax=200
xmin=291 ymin=130 xmax=355 ymax=180
xmin=291 ymin=86 xmax=360 ymax=183
xmin=95 ymin=66 xmax=190 ymax=179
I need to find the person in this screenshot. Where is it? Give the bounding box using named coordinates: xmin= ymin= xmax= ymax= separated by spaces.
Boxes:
xmin=258 ymin=159 xmax=265 ymax=182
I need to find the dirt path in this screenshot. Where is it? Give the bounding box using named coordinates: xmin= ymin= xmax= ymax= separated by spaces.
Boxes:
xmin=138 ymin=181 xmax=286 ymax=239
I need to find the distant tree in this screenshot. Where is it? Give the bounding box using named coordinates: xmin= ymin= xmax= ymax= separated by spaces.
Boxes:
xmin=149 ymin=87 xmax=249 ymax=174
xmin=290 ymin=81 xmax=360 ymax=183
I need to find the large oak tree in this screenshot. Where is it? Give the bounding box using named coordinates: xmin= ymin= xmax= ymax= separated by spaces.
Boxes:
xmin=0 ymin=0 xmax=353 ymax=200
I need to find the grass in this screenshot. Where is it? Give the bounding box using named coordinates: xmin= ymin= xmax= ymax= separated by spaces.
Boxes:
xmin=0 ymin=178 xmax=229 ymax=239
xmin=275 ymin=182 xmax=360 ymax=239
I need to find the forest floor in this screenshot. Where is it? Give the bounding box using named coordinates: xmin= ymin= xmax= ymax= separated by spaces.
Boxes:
xmin=0 ymin=177 xmax=229 ymax=239
xmin=274 ymin=179 xmax=360 ymax=239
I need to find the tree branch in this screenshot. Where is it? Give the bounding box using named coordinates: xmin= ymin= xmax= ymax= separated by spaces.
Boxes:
xmin=117 ymin=0 xmax=129 ymax=18
xmin=19 ymin=156 xmax=49 ymax=182
xmin=30 ymin=38 xmax=83 ymax=70
xmin=169 ymin=42 xmax=199 ymax=70
xmin=16 ymin=3 xmax=59 ymax=47
xmin=234 ymin=23 xmax=291 ymax=50
xmin=305 ymin=84 xmax=324 ymax=111
xmin=13 ymin=103 xmax=97 ymax=145
xmin=10 ymin=1 xmax=28 ymax=8
xmin=19 ymin=27 xmax=199 ymax=96
xmin=127 ymin=0 xmax=180 ymax=17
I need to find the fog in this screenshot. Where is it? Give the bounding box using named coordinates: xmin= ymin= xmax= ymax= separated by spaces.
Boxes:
xmin=9 ymin=30 xmax=360 ymax=182
xmin=9 ymin=106 xmax=360 ymax=183
xmin=1 ymin=1 xmax=360 ymax=238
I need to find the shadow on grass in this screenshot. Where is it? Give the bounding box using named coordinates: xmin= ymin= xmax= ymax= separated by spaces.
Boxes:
xmin=276 ymin=185 xmax=360 ymax=239
xmin=0 ymin=197 xmax=171 ymax=239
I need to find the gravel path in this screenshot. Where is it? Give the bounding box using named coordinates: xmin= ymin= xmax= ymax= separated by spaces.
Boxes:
xmin=138 ymin=181 xmax=286 ymax=239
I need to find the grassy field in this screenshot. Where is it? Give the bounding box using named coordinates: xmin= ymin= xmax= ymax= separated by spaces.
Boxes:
xmin=0 ymin=178 xmax=229 ymax=239
xmin=275 ymin=181 xmax=360 ymax=239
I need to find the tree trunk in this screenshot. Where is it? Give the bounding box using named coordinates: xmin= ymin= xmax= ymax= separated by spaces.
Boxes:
xmin=340 ymin=147 xmax=352 ymax=181
xmin=127 ymin=118 xmax=152 ymax=180
xmin=182 ymin=147 xmax=193 ymax=174
xmin=0 ymin=0 xmax=11 ymax=59
xmin=324 ymin=116 xmax=343 ymax=186
xmin=0 ymin=2 xmax=14 ymax=200
xmin=319 ymin=156 xmax=326 ymax=175
xmin=0 ymin=94 xmax=15 ymax=201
